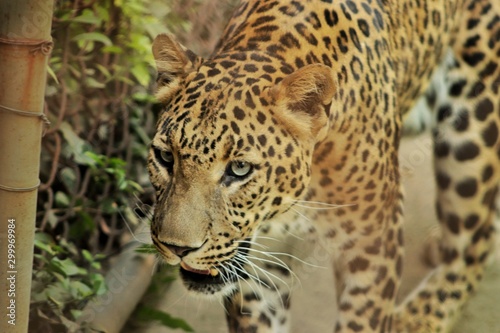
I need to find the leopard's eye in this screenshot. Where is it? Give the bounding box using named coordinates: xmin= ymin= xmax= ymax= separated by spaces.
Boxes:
xmin=160 ymin=150 xmax=174 ymax=164
xmin=228 ymin=161 xmax=252 ymax=178
xmin=222 ymin=161 xmax=254 ymax=186
xmin=154 ymin=148 xmax=174 ymax=172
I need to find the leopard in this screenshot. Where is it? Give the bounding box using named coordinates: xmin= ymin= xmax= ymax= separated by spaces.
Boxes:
xmin=147 ymin=0 xmax=500 ymax=332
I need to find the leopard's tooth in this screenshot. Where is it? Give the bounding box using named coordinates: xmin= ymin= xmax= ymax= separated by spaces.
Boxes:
xmin=180 ymin=261 xmax=189 ymax=271
xmin=210 ymin=268 xmax=219 ymax=276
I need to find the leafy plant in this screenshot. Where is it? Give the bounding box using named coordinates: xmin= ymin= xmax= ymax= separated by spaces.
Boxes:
xmin=31 ymin=0 xmax=172 ymax=331
xmin=133 ymin=306 xmax=194 ymax=332
xmin=31 ymin=233 xmax=107 ymax=331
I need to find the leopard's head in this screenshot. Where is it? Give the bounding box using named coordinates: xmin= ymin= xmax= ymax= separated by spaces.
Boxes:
xmin=148 ymin=34 xmax=336 ymax=295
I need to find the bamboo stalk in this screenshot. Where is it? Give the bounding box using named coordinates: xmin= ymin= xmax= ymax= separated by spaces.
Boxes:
xmin=0 ymin=1 xmax=54 ymax=332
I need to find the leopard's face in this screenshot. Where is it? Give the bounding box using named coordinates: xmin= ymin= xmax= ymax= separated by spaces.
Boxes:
xmin=148 ymin=35 xmax=335 ymax=296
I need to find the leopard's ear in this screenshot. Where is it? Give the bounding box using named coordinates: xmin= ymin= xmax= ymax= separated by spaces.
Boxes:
xmin=270 ymin=64 xmax=336 ymax=142
xmin=152 ymin=34 xmax=203 ymax=103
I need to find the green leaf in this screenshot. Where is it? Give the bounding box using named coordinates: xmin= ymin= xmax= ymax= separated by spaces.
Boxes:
xmin=135 ymin=244 xmax=158 ymax=254
xmin=35 ymin=232 xmax=55 ymax=246
xmin=91 ymin=261 xmax=102 ymax=270
xmin=46 ymin=210 xmax=58 ymax=229
xmin=34 ymin=239 xmax=56 ymax=256
xmin=70 ymin=309 xmax=83 ymax=321
xmin=130 ymin=63 xmax=151 ymax=86
xmin=102 ymin=45 xmax=123 ymax=54
xmin=84 ymin=77 xmax=106 ymax=89
xmin=95 ymin=5 xmax=110 ymax=22
xmin=46 ymin=65 xmax=59 ymax=84
xmin=59 ymin=238 xmax=79 ymax=256
xmin=126 ymin=180 xmax=144 ymax=192
xmin=71 ymin=9 xmax=102 ymax=25
xmin=60 ymin=167 xmax=77 ymax=191
xmin=95 ymin=64 xmax=112 ymax=80
xmin=132 ymin=91 xmax=156 ymax=103
xmin=69 ymin=280 xmax=93 ymax=298
xmin=34 ymin=254 xmax=50 ymax=265
xmin=72 ymin=32 xmax=112 ymax=46
xmin=50 ymin=258 xmax=86 ymax=277
xmin=94 ymin=253 xmax=106 ymax=261
xmin=117 ymin=75 xmax=135 ymax=85
xmin=108 ymin=157 xmax=126 ymax=167
xmin=51 ymin=272 xmax=67 ymax=285
xmin=59 ymin=122 xmax=95 ymax=166
xmin=134 ymin=306 xmax=193 ymax=332
xmin=83 ymin=151 xmax=105 ymax=167
xmin=45 ymin=283 xmax=72 ymax=306
xmin=82 ymin=249 xmax=93 ymax=263
xmin=55 ymin=191 xmax=70 ymax=207
xmin=90 ymin=273 xmax=107 ymax=295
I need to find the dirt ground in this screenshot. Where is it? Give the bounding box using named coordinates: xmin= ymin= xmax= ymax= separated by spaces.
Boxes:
xmin=131 ymin=133 xmax=500 ymax=333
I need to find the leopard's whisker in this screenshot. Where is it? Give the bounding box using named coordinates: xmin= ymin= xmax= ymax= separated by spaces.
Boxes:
xmin=235 ymin=238 xmax=271 ymax=250
xmin=214 ymin=262 xmax=235 ymax=317
xmin=232 ymin=263 xmax=262 ymax=301
xmin=242 ymin=253 xmax=299 ymax=283
xmin=152 ymin=255 xmax=163 ymax=275
xmin=243 ymin=263 xmax=267 ymax=297
xmin=235 ymin=252 xmax=292 ymax=292
xmin=235 ymin=240 xmax=294 ymax=272
xmin=243 ymin=246 xmax=327 ymax=269
xmin=292 ymin=199 xmax=357 ymax=208
xmin=292 ymin=204 xmax=353 ymax=210
xmin=240 ymin=251 xmax=297 ymax=283
xmin=242 ymin=253 xmax=302 ymax=290
xmin=225 ymin=261 xmax=261 ymax=314
xmin=280 ymin=221 xmax=306 ymax=241
xmin=233 ymin=254 xmax=286 ymax=310
xmin=231 ymin=254 xmax=269 ymax=296
xmin=132 ymin=194 xmax=154 ymax=219
xmin=116 ymin=206 xmax=151 ymax=245
xmin=235 ymin=254 xmax=292 ymax=307
xmin=291 ymin=207 xmax=312 ymax=223
xmin=227 ymin=258 xmax=264 ymax=291
xmin=251 ymin=235 xmax=286 ymax=244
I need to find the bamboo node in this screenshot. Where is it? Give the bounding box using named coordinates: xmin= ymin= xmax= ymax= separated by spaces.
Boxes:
xmin=0 ymin=103 xmax=51 ymax=135
xmin=0 ymin=37 xmax=53 ymax=55
xmin=31 ymin=40 xmax=54 ymax=55
xmin=0 ymin=179 xmax=41 ymax=192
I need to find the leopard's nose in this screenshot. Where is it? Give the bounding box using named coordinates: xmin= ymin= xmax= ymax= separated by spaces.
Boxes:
xmin=164 ymin=243 xmax=200 ymax=257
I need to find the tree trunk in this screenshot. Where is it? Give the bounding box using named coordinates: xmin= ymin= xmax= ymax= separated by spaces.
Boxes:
xmin=0 ymin=1 xmax=54 ymax=331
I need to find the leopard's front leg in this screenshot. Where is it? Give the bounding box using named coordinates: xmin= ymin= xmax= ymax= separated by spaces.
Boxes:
xmin=331 ymin=193 xmax=404 ymax=333
xmin=307 ymin=109 xmax=405 ymax=333
xmin=224 ymin=285 xmax=291 ymax=333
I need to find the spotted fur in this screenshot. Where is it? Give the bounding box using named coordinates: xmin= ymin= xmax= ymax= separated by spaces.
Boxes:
xmin=148 ymin=0 xmax=500 ymax=332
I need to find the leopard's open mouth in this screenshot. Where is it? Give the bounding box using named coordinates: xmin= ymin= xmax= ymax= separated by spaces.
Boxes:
xmin=179 ymin=261 xmax=227 ymax=286
xmin=178 ymin=243 xmax=251 ymax=294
